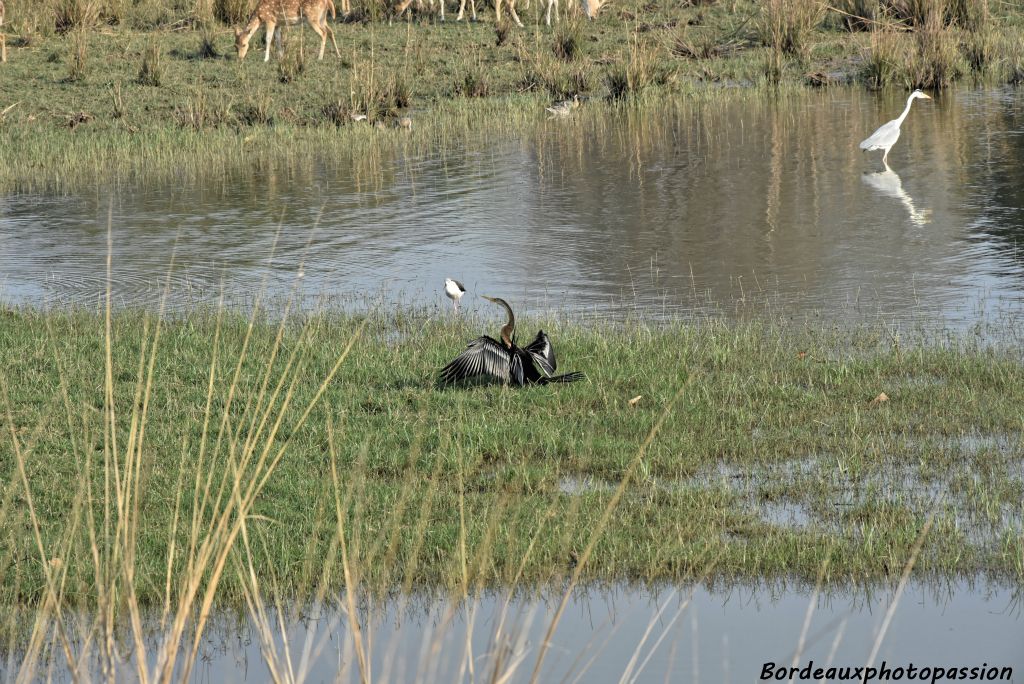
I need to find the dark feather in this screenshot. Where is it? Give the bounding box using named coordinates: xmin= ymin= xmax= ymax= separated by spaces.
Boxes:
xmin=524 ymin=330 xmax=556 ymax=376
xmin=438 ymin=335 xmax=511 ymax=384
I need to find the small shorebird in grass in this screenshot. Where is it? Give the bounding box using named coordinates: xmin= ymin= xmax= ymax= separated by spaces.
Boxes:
xmin=546 ymin=95 xmax=580 ymax=118
xmin=444 ymin=278 xmax=466 ymax=311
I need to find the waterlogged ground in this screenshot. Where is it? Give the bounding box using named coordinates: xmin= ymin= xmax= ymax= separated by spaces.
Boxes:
xmin=1 ymin=88 xmax=1024 ymax=328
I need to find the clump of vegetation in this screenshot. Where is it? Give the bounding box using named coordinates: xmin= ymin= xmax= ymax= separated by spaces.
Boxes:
xmin=214 ymin=0 xmax=252 ymax=24
xmin=109 ymin=80 xmax=126 ymax=118
xmin=831 ymin=0 xmax=879 ymax=31
xmin=606 ymin=35 xmax=673 ymax=100
xmin=1003 ymin=35 xmax=1024 ymax=85
xmin=277 ymin=45 xmax=306 ymax=82
xmin=455 ymin=62 xmax=491 ymax=98
xmin=348 ymin=65 xmax=412 ymax=121
xmin=238 ymin=90 xmax=275 ymax=125
xmin=64 ymin=27 xmax=89 ymax=81
xmin=137 ymin=36 xmax=164 ymax=86
xmin=197 ymin=30 xmax=220 ymax=58
xmin=552 ymin=22 xmax=582 ymax=62
xmin=759 ymin=0 xmax=825 ymax=62
xmin=862 ymin=28 xmax=905 ymax=88
xmin=672 ymin=25 xmax=722 ymax=60
xmin=174 ymin=85 xmax=232 ymax=129
xmin=906 ymin=5 xmax=962 ymax=88
xmin=55 ymin=0 xmax=100 ymax=33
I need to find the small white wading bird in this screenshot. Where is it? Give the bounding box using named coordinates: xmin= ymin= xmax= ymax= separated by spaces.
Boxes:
xmin=444 ymin=278 xmax=467 ymax=311
xmin=859 ymin=89 xmax=932 ymax=166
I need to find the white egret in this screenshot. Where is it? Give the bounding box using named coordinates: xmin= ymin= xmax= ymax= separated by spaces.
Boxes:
xmin=859 ymin=90 xmax=932 ymax=165
xmin=444 ymin=278 xmax=466 ymax=311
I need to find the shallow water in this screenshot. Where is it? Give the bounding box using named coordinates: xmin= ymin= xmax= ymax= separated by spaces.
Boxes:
xmin=2 ymin=88 xmax=1024 ymax=327
xmin=18 ymin=581 xmax=1021 ymax=682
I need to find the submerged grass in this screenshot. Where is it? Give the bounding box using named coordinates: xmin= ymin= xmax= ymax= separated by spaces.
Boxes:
xmin=0 ymin=303 xmax=1022 ymax=614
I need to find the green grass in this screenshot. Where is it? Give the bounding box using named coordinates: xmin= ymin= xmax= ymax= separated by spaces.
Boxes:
xmin=1 ymin=305 xmax=1021 ymax=608
xmin=0 ymin=0 xmax=1022 ymax=191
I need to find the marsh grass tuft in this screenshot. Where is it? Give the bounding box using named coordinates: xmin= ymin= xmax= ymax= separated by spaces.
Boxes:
xmin=276 ymin=44 xmax=306 ymax=83
xmin=862 ymin=28 xmax=904 ymax=88
xmin=238 ymin=89 xmax=274 ymax=125
xmin=137 ymin=36 xmax=164 ymax=86
xmin=174 ymin=84 xmax=232 ymax=129
xmin=906 ymin=5 xmax=962 ymax=88
xmin=607 ymin=34 xmax=673 ymax=100
xmin=109 ymin=80 xmax=126 ymax=118
xmin=64 ymin=27 xmax=89 ymax=81
xmin=454 ymin=60 xmax=491 ymax=98
xmin=197 ymin=30 xmax=219 ymax=59
xmin=760 ymin=0 xmax=825 ymax=62
xmin=348 ymin=64 xmax=412 ymax=120
xmin=214 ymin=0 xmax=252 ymax=24
xmin=831 ymin=0 xmax=878 ymax=31
xmin=552 ymin=22 xmax=582 ymax=61
xmin=55 ymin=0 xmax=100 ymax=33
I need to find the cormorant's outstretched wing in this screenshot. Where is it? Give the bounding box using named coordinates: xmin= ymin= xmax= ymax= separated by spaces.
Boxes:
xmin=439 ymin=336 xmax=511 ymax=384
xmin=523 ymin=330 xmax=556 ymax=376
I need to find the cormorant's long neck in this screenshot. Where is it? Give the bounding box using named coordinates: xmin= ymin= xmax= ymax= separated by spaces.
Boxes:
xmin=895 ymin=95 xmax=916 ymax=126
xmin=499 ymin=303 xmax=515 ymax=347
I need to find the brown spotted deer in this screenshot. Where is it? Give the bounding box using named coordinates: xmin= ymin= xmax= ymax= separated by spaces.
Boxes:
xmin=235 ymin=0 xmax=341 ymax=62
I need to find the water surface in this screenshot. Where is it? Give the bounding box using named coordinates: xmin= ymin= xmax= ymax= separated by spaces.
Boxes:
xmin=2 ymin=88 xmax=1024 ymax=327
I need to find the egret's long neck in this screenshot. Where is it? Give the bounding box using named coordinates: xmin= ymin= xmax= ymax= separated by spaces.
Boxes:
xmin=895 ymin=95 xmax=916 ymax=126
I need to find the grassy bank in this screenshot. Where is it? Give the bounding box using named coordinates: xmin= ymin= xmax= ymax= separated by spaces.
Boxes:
xmin=0 ymin=304 xmax=1022 ymax=612
xmin=0 ymin=0 xmax=1022 ymax=191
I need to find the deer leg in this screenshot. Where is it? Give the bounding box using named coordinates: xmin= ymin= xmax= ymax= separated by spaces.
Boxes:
xmin=506 ymin=0 xmax=523 ymax=26
xmin=310 ymin=17 xmax=326 ymax=59
xmin=325 ymin=18 xmax=340 ymax=58
xmin=0 ymin=34 xmax=5 ymax=63
xmin=264 ymin=22 xmax=275 ymax=62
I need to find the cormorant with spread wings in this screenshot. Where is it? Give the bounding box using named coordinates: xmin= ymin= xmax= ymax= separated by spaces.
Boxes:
xmin=438 ymin=296 xmax=584 ymax=386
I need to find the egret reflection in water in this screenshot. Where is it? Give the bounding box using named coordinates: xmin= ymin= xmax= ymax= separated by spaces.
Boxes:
xmin=861 ymin=163 xmax=932 ymax=226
